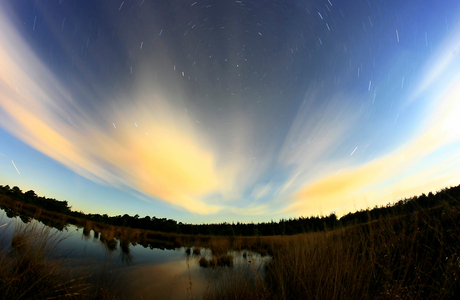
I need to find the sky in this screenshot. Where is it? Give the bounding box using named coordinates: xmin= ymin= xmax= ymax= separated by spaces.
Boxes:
xmin=1 ymin=0 xmax=460 ymax=224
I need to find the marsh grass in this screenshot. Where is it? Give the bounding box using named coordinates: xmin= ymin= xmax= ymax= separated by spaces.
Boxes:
xmin=2 ymin=194 xmax=460 ymax=299
xmin=0 ymin=222 xmax=87 ymax=299
xmin=0 ymin=222 xmax=119 ymax=300
xmin=1 ymin=194 xmax=282 ymax=256
xmin=199 ymin=254 xmax=234 ymax=268
xmin=202 ymin=202 xmax=460 ymax=300
xmin=202 ymin=253 xmax=269 ymax=300
xmin=193 ymin=246 xmax=202 ymax=255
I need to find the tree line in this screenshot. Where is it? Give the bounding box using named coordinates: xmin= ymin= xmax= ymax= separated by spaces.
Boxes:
xmin=1 ymin=183 xmax=459 ymax=236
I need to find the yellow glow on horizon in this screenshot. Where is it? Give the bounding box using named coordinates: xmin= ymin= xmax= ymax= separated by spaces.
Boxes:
xmin=0 ymin=12 xmax=232 ymax=214
xmin=292 ymin=162 xmax=385 ymax=212
xmin=2 ymin=4 xmax=460 ymax=219
xmin=129 ymin=126 xmax=220 ymax=193
xmin=288 ymin=64 xmax=460 ymax=217
xmin=105 ymin=121 xmax=226 ymax=213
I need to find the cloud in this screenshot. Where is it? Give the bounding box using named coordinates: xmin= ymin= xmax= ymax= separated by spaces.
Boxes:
xmin=269 ymin=85 xmax=363 ymax=206
xmin=412 ymin=27 xmax=460 ymax=102
xmin=2 ymin=2 xmax=459 ymax=220
xmin=286 ymin=121 xmax=460 ymax=217
xmin=278 ymin=90 xmax=357 ymax=168
xmin=229 ymin=203 xmax=269 ymax=216
xmin=284 ymin=25 xmax=460 ymax=217
xmin=0 ymin=9 xmax=237 ymax=214
xmin=250 ymin=184 xmax=272 ymax=200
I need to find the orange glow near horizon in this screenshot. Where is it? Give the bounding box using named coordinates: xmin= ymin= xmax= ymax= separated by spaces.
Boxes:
xmin=1 ymin=4 xmax=460 ymax=221
xmin=0 ymin=15 xmax=233 ymax=214
xmin=288 ymin=72 xmax=460 ymax=217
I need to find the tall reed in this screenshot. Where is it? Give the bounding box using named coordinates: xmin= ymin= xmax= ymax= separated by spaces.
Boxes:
xmin=204 ymin=202 xmax=460 ymax=299
xmin=0 ymin=222 xmax=118 ymax=299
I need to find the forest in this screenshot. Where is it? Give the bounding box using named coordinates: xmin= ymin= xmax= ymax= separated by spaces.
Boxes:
xmin=1 ymin=183 xmax=459 ymax=236
xmin=2 ymin=183 xmax=460 ymax=299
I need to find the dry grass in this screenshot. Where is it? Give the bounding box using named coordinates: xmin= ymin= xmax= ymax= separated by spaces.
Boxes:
xmin=0 ymin=222 xmax=119 ymax=300
xmin=202 ymin=253 xmax=269 ymax=300
xmin=0 ymin=195 xmax=283 ymax=256
xmin=2 ymin=195 xmax=460 ymax=299
xmin=275 ymin=208 xmax=459 ymax=299
xmin=199 ymin=254 xmax=234 ymax=268
xmin=202 ymin=202 xmax=460 ymax=300
xmin=193 ymin=246 xmax=202 ymax=255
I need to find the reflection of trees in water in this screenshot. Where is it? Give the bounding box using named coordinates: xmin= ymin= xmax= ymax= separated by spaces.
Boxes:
xmin=4 ymin=207 xmax=18 ymax=219
xmin=93 ymin=230 xmax=99 ymax=242
xmin=1 ymin=202 xmax=182 ymax=254
xmin=147 ymin=240 xmax=176 ymax=251
xmin=0 ymin=204 xmax=68 ymax=231
xmin=41 ymin=219 xmax=67 ymax=231
xmin=82 ymin=226 xmax=91 ymax=240
xmin=19 ymin=214 xmax=31 ymax=224
xmin=93 ymin=229 xmax=134 ymax=264
xmin=138 ymin=239 xmax=149 ymax=248
xmin=98 ymin=230 xmax=118 ymax=256
xmin=1 ymin=204 xmax=266 ymax=270
xmin=119 ymin=239 xmax=133 ymax=264
xmin=198 ymin=254 xmax=233 ymax=268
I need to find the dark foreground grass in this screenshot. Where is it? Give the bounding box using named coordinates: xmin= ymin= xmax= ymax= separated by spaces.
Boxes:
xmin=2 ymin=200 xmax=460 ymax=299
xmin=0 ymin=222 xmax=119 ymax=300
xmin=203 ymin=201 xmax=460 ymax=300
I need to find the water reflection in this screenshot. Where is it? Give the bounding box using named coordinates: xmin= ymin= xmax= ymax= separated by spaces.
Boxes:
xmin=119 ymin=239 xmax=134 ymax=264
xmin=121 ymin=259 xmax=209 ymax=299
xmin=0 ymin=206 xmax=271 ymax=299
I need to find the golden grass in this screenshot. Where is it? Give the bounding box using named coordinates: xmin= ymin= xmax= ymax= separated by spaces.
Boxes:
xmin=0 ymin=194 xmax=284 ymax=256
xmin=202 ymin=202 xmax=460 ymax=299
xmin=193 ymin=246 xmax=202 ymax=255
xmin=2 ymin=194 xmax=460 ymax=299
xmin=199 ymin=254 xmax=234 ymax=268
xmin=0 ymin=222 xmax=119 ymax=300
xmin=0 ymin=223 xmax=86 ymax=299
xmin=202 ymin=253 xmax=269 ymax=300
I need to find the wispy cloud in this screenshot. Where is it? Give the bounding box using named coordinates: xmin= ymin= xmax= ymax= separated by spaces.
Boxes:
xmin=0 ymin=9 xmax=239 ymax=214
xmin=2 ymin=3 xmax=460 ymax=220
xmin=270 ymin=86 xmax=362 ymax=207
xmin=284 ymin=25 xmax=460 ymax=217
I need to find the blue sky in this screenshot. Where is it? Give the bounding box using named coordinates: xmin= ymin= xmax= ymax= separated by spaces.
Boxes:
xmin=1 ymin=0 xmax=460 ymax=224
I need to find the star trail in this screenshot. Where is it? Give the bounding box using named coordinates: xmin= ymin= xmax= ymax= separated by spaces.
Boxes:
xmin=1 ymin=0 xmax=459 ymax=223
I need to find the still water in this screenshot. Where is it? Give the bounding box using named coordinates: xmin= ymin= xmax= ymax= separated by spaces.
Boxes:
xmin=0 ymin=209 xmax=269 ymax=299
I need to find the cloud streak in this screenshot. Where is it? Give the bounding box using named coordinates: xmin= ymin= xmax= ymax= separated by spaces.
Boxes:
xmin=1 ymin=2 xmax=459 ymax=221
xmin=0 ymin=9 xmax=237 ymax=214
xmin=285 ymin=24 xmax=460 ymax=217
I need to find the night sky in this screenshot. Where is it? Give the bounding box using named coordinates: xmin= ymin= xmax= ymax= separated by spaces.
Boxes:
xmin=1 ymin=0 xmax=460 ymax=223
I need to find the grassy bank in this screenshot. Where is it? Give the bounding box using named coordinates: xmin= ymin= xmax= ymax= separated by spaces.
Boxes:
xmin=0 ymin=222 xmax=119 ymax=300
xmin=4 ymin=183 xmax=460 ymax=237
xmin=203 ymin=201 xmax=460 ymax=299
xmin=0 ymin=194 xmax=284 ymax=256
xmin=1 ymin=192 xmax=460 ymax=299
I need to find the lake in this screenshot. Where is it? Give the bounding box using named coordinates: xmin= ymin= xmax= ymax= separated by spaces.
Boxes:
xmin=0 ymin=208 xmax=269 ymax=299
